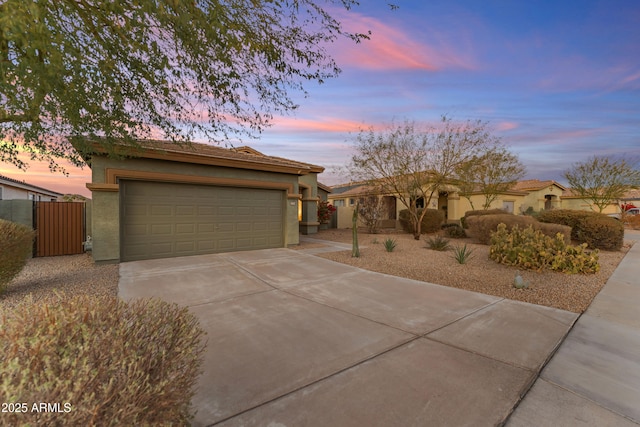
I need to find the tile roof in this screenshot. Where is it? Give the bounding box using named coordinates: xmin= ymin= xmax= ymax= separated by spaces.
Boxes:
xmin=0 ymin=174 xmax=63 ymax=196
xmin=84 ymin=140 xmax=324 ymax=175
xmin=511 ymin=179 xmax=566 ymax=191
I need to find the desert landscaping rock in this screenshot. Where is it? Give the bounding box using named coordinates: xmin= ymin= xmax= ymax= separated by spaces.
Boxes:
xmin=0 ymin=229 xmax=631 ymax=314
xmin=309 ymin=228 xmax=631 ymax=313
xmin=0 ymin=254 xmax=118 ymax=310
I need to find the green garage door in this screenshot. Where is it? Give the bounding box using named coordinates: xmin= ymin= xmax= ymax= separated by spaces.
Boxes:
xmin=120 ymin=181 xmax=284 ymax=261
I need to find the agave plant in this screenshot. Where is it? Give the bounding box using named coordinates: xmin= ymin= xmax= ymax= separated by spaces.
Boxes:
xmin=383 ymin=238 xmax=397 ymax=252
xmin=451 ymin=244 xmax=474 ymax=264
xmin=425 ymin=235 xmax=451 ymax=251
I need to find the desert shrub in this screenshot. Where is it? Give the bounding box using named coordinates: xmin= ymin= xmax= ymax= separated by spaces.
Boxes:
xmin=625 ymin=214 xmax=640 ymax=229
xmin=358 ymin=197 xmax=385 ymax=234
xmin=466 ymin=214 xmax=538 ymax=244
xmin=489 ymin=223 xmax=599 ymax=274
xmin=461 ymin=209 xmax=508 ymax=229
xmin=425 ymin=235 xmax=451 ymax=251
xmin=0 ymin=295 xmax=206 ymax=426
xmin=0 ymin=219 xmax=35 ymax=293
xmin=441 ymin=223 xmax=467 ymax=238
xmin=533 ymin=222 xmax=572 ymax=244
xmin=398 ymin=208 xmax=444 ymax=234
xmin=466 ymin=214 xmax=571 ymax=245
xmin=538 ymin=209 xmax=624 ymax=250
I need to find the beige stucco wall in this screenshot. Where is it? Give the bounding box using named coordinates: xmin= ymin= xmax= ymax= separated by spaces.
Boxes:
xmin=561 ymin=198 xmax=619 ymax=214
xmin=331 ymin=189 xmax=530 ymax=226
xmin=521 ymin=186 xmax=563 ymax=212
xmin=89 ymin=155 xmax=306 ymax=263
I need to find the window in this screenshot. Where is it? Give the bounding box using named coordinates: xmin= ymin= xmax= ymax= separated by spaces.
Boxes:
xmin=0 ymin=186 xmax=3 ymax=200
xmin=349 ymin=198 xmax=355 ymax=206
xmin=333 ymin=199 xmax=345 ymax=207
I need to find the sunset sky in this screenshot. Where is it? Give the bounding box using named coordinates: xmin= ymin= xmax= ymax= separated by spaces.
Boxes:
xmin=2 ymin=0 xmax=639 ymax=198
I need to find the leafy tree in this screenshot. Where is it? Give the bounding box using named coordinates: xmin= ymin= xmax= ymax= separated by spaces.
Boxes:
xmin=456 ymin=145 xmax=525 ymax=210
xmin=0 ymin=0 xmax=369 ymax=172
xmin=564 ymin=156 xmax=640 ymax=213
xmin=349 ymin=116 xmax=495 ymax=239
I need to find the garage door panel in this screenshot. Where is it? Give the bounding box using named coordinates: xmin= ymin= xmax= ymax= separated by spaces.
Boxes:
xmin=176 ymin=223 xmax=195 ymax=234
xmin=150 ymin=224 xmax=173 ymax=235
xmin=176 ymin=205 xmax=196 ymax=215
xmin=121 ymin=181 xmax=285 ymax=261
xmin=198 ymin=206 xmax=215 ymax=215
xmin=198 ymin=224 xmax=215 ymax=233
xmin=175 ymin=241 xmax=196 ymax=253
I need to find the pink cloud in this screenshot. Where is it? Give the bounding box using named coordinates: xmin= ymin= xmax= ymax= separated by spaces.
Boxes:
xmin=331 ymin=12 xmax=476 ymax=71
xmin=270 ymin=116 xmax=366 ymax=133
xmin=496 ymin=121 xmax=519 ymax=132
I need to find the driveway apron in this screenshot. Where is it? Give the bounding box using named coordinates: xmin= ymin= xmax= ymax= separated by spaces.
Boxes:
xmin=119 ymin=246 xmax=578 ymax=426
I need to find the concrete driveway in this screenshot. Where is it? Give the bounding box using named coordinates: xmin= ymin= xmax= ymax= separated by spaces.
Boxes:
xmin=119 ymin=244 xmax=578 ymax=426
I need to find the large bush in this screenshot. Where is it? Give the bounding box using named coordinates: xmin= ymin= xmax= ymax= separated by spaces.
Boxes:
xmin=461 ymin=209 xmax=508 ymax=229
xmin=490 ymin=223 xmax=599 ymax=274
xmin=0 ymin=219 xmax=35 ymax=293
xmin=537 ymin=209 xmax=624 ymax=250
xmin=466 ymin=214 xmax=571 ymax=245
xmin=398 ymin=208 xmax=444 ymax=234
xmin=0 ymin=296 xmax=206 ymax=426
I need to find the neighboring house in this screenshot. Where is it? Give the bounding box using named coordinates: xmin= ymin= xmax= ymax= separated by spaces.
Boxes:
xmin=561 ymin=188 xmax=640 ymax=214
xmin=511 ymin=179 xmax=565 ymax=213
xmin=328 ymin=177 xmax=632 ymax=229
xmin=0 ymin=174 xmax=62 ymax=201
xmin=328 ymin=179 xmax=527 ymax=227
xmin=317 ymin=182 xmax=332 ymax=202
xmin=81 ymin=141 xmax=324 ymax=263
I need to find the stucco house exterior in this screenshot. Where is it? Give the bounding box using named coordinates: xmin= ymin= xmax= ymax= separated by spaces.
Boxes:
xmin=328 ymin=180 xmax=529 ymax=227
xmin=511 ymin=180 xmax=565 ymax=213
xmin=328 ymin=177 xmax=636 ymax=229
xmin=0 ymin=174 xmax=62 ymax=201
xmin=82 ymin=141 xmax=324 ymax=263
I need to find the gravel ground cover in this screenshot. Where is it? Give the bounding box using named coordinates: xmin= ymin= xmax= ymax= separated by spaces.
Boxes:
xmin=1 ymin=228 xmax=632 ymax=314
xmin=0 ymin=254 xmax=119 ymax=311
xmin=308 ymin=228 xmax=632 ymax=313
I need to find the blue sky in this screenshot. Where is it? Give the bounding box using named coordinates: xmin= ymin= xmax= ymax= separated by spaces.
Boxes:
xmin=2 ymin=0 xmax=639 ymax=196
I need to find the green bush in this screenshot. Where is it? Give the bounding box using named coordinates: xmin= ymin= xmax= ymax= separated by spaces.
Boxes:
xmin=441 ymin=223 xmax=467 ymax=238
xmin=398 ymin=208 xmax=444 ymax=234
xmin=489 ymin=223 xmax=599 ymax=274
xmin=466 ymin=214 xmax=537 ymax=244
xmin=538 ymin=209 xmax=624 ymax=250
xmin=466 ymin=214 xmax=571 ymax=245
xmin=0 ymin=296 xmax=206 ymax=426
xmin=0 ymin=219 xmax=35 ymax=293
xmin=461 ymin=209 xmax=508 ymax=229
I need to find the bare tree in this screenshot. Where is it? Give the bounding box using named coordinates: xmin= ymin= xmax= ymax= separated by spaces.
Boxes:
xmin=349 ymin=116 xmax=495 ymax=239
xmin=456 ymin=145 xmax=526 ymax=210
xmin=564 ymin=156 xmax=640 ymax=213
xmin=358 ymin=196 xmax=386 ymax=234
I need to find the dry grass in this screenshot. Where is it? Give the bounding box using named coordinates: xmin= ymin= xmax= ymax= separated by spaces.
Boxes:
xmin=307 ymin=228 xmax=632 ymax=313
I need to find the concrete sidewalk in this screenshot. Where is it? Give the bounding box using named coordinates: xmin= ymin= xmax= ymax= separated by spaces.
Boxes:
xmin=508 ymin=230 xmax=640 ymax=426
xmin=119 ymin=241 xmax=579 ymax=426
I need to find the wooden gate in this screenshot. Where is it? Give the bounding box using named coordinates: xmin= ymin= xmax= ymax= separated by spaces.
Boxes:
xmin=34 ymin=202 xmax=86 ymax=257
